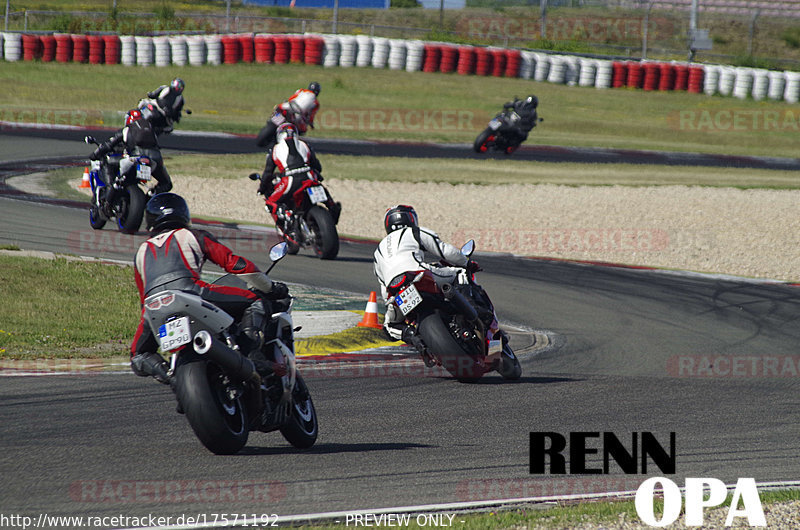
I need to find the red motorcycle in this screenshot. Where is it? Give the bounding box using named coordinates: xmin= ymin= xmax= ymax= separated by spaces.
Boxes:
xmin=386 ymin=240 xmax=521 ymax=382
xmin=250 ymin=170 xmax=341 ymax=260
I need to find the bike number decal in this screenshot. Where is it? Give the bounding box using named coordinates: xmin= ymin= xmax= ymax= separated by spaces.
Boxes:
xmin=395 ymin=284 xmax=422 ymax=316
xmin=158 ymin=316 xmax=191 ymax=351
xmin=489 ymin=119 xmax=502 ymax=130
xmin=307 ymin=185 xmax=328 ymax=204
xmin=137 ymin=164 xmax=152 ymax=181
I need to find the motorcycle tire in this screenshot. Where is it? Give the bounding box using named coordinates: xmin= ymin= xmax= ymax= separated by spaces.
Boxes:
xmin=279 ymin=373 xmax=318 ymax=449
xmin=418 ymin=310 xmax=485 ymax=382
xmin=474 ymin=128 xmax=493 ymax=153
xmin=306 ymin=206 xmax=339 ymax=260
xmin=175 ymin=360 xmax=249 ymax=455
xmin=89 ymin=205 xmax=107 ymax=230
xmin=116 ymin=185 xmax=146 ymax=234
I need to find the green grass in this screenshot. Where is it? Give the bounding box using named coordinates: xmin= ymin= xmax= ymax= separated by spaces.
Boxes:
xmin=161 ymin=152 xmax=800 ymax=189
xmin=0 ymin=254 xmax=139 ymax=358
xmin=2 ymin=62 xmax=799 ymax=158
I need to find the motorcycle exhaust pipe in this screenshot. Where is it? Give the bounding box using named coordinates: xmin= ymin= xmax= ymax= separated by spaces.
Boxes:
xmin=440 ymin=283 xmax=479 ymax=323
xmin=193 ymin=330 xmax=261 ymax=384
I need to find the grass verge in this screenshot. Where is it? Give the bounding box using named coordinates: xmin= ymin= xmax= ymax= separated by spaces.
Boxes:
xmin=0 ymin=253 xmax=138 ymax=358
xmin=2 ymin=62 xmax=799 ymax=158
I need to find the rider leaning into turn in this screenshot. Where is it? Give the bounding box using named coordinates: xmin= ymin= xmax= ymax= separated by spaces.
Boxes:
xmin=502 ymin=94 xmax=539 ymax=145
xmin=257 ymin=123 xmax=323 ymax=226
xmin=373 ymin=205 xmax=506 ymax=346
xmin=90 ymin=108 xmax=172 ymax=209
xmin=129 ymin=192 xmax=289 ymax=384
xmin=256 ymin=82 xmax=321 ymax=149
xmin=145 ymin=77 xmax=186 ymax=133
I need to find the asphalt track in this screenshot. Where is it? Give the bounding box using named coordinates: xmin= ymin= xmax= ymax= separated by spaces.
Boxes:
xmin=0 ymin=133 xmax=799 ymax=525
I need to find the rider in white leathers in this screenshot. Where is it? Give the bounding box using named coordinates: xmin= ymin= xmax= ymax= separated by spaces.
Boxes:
xmin=373 ymin=205 xmax=495 ymax=341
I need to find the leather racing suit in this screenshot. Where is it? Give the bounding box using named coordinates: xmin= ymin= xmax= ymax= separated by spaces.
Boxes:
xmin=256 ymin=89 xmax=319 ymax=148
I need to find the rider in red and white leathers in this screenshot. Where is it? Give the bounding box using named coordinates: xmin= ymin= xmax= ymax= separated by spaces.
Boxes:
xmin=256 ymin=82 xmax=321 ymax=149
xmin=373 ymin=205 xmax=500 ymax=341
xmin=258 ymin=124 xmax=323 ymax=225
xmin=129 ymin=193 xmax=288 ymax=383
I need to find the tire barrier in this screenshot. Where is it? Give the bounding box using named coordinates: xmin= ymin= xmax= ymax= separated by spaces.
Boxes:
xmin=169 ymin=35 xmax=187 ymax=66
xmin=6 ymin=30 xmax=800 ymax=104
xmin=3 ymin=32 xmax=22 ymax=62
xmin=103 ymin=34 xmax=120 ymax=64
xmin=72 ymin=34 xmax=88 ymax=63
xmin=134 ymin=35 xmax=153 ymax=66
xmin=154 ymin=36 xmax=171 ymax=67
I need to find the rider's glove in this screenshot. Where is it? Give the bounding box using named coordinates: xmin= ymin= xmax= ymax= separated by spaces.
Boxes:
xmin=467 ymin=260 xmax=482 ymax=273
xmin=266 ymin=281 xmax=289 ymax=300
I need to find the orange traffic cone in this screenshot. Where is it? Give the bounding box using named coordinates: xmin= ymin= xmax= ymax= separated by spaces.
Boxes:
xmin=79 ymin=167 xmax=91 ymax=188
xmin=357 ymin=291 xmax=383 ymax=329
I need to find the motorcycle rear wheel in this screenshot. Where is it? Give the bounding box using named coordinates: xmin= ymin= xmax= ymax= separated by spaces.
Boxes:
xmin=175 ymin=360 xmax=249 ymax=455
xmin=279 ymin=373 xmax=318 ymax=448
xmin=418 ymin=310 xmax=485 ymax=382
xmin=306 ymin=206 xmax=339 ymax=260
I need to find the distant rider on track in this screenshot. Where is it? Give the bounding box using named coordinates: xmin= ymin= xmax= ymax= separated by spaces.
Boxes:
xmin=256 ymin=82 xmax=321 ymax=149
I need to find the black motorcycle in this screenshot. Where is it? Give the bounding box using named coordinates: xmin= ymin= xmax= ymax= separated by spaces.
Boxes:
xmin=474 ymin=109 xmax=542 ymax=155
xmin=84 ymin=136 xmax=152 ymax=234
xmin=142 ymin=242 xmax=318 ymax=455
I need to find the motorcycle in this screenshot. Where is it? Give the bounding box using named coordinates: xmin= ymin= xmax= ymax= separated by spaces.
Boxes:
xmin=249 ymin=170 xmax=342 ymax=260
xmin=142 ymin=242 xmax=318 ymax=455
xmin=84 ymin=136 xmax=152 ymax=234
xmin=473 ymin=109 xmax=542 ymax=155
xmin=386 ymin=240 xmax=522 ymax=382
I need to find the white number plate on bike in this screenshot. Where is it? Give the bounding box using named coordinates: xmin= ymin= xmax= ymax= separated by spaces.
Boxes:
xmin=395 ymin=284 xmax=422 ymax=316
xmin=158 ymin=316 xmax=191 ymax=351
xmin=489 ymin=119 xmax=502 ymax=130
xmin=307 ymin=185 xmax=328 ymax=204
xmin=137 ymin=164 xmax=152 ymax=181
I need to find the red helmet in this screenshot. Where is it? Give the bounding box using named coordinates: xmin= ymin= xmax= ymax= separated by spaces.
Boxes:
xmin=125 ymin=109 xmax=143 ymax=126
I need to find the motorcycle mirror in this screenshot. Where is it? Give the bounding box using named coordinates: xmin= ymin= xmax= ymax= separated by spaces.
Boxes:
xmin=460 ymin=239 xmax=475 ymax=258
xmin=265 ymin=242 xmax=289 ymax=274
xmin=84 ymin=136 xmax=96 ymax=144
xmin=248 ymin=173 xmax=261 ymax=181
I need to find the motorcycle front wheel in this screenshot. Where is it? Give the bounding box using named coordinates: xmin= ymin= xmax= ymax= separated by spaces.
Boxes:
xmin=418 ymin=310 xmax=486 ymax=382
xmin=279 ymin=373 xmax=318 ymax=449
xmin=175 ymin=360 xmax=249 ymax=455
xmin=306 ymin=206 xmax=339 ymax=260
xmin=116 ymin=184 xmax=146 ymax=234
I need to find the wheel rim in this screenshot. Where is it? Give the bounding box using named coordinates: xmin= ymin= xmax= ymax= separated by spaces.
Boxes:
xmin=306 ymin=218 xmax=324 ymax=257
xmin=209 ymin=368 xmax=246 ymax=435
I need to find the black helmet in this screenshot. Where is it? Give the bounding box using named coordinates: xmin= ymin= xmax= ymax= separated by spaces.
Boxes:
xmin=384 ymin=205 xmax=418 ymax=234
xmin=308 ymin=81 xmax=321 ymax=96
xmin=145 ymin=192 xmax=191 ymax=232
xmin=524 ymin=95 xmax=538 ymax=109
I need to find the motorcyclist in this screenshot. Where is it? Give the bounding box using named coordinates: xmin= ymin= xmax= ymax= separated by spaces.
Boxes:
xmin=256 ymin=82 xmax=321 ymax=149
xmin=256 ymin=123 xmax=324 ymax=227
xmin=129 ymin=192 xmax=289 ymax=384
xmin=143 ymin=78 xmax=186 ymax=135
xmin=373 ymin=205 xmax=504 ymax=341
xmin=501 ymin=94 xmax=539 ymax=148
xmin=90 ymin=109 xmax=172 ymax=215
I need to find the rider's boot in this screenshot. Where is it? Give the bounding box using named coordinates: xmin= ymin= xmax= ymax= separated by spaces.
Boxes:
xmin=130 ymin=351 xmax=170 ymax=384
xmin=493 ymin=330 xmax=521 ymax=380
xmin=240 ymin=300 xmax=286 ymax=378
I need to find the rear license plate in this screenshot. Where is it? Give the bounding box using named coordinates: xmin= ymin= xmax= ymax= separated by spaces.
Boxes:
xmin=395 ymin=284 xmax=422 ymax=316
xmin=307 ymin=185 xmax=327 ymax=204
xmin=158 ymin=316 xmax=191 ymax=351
